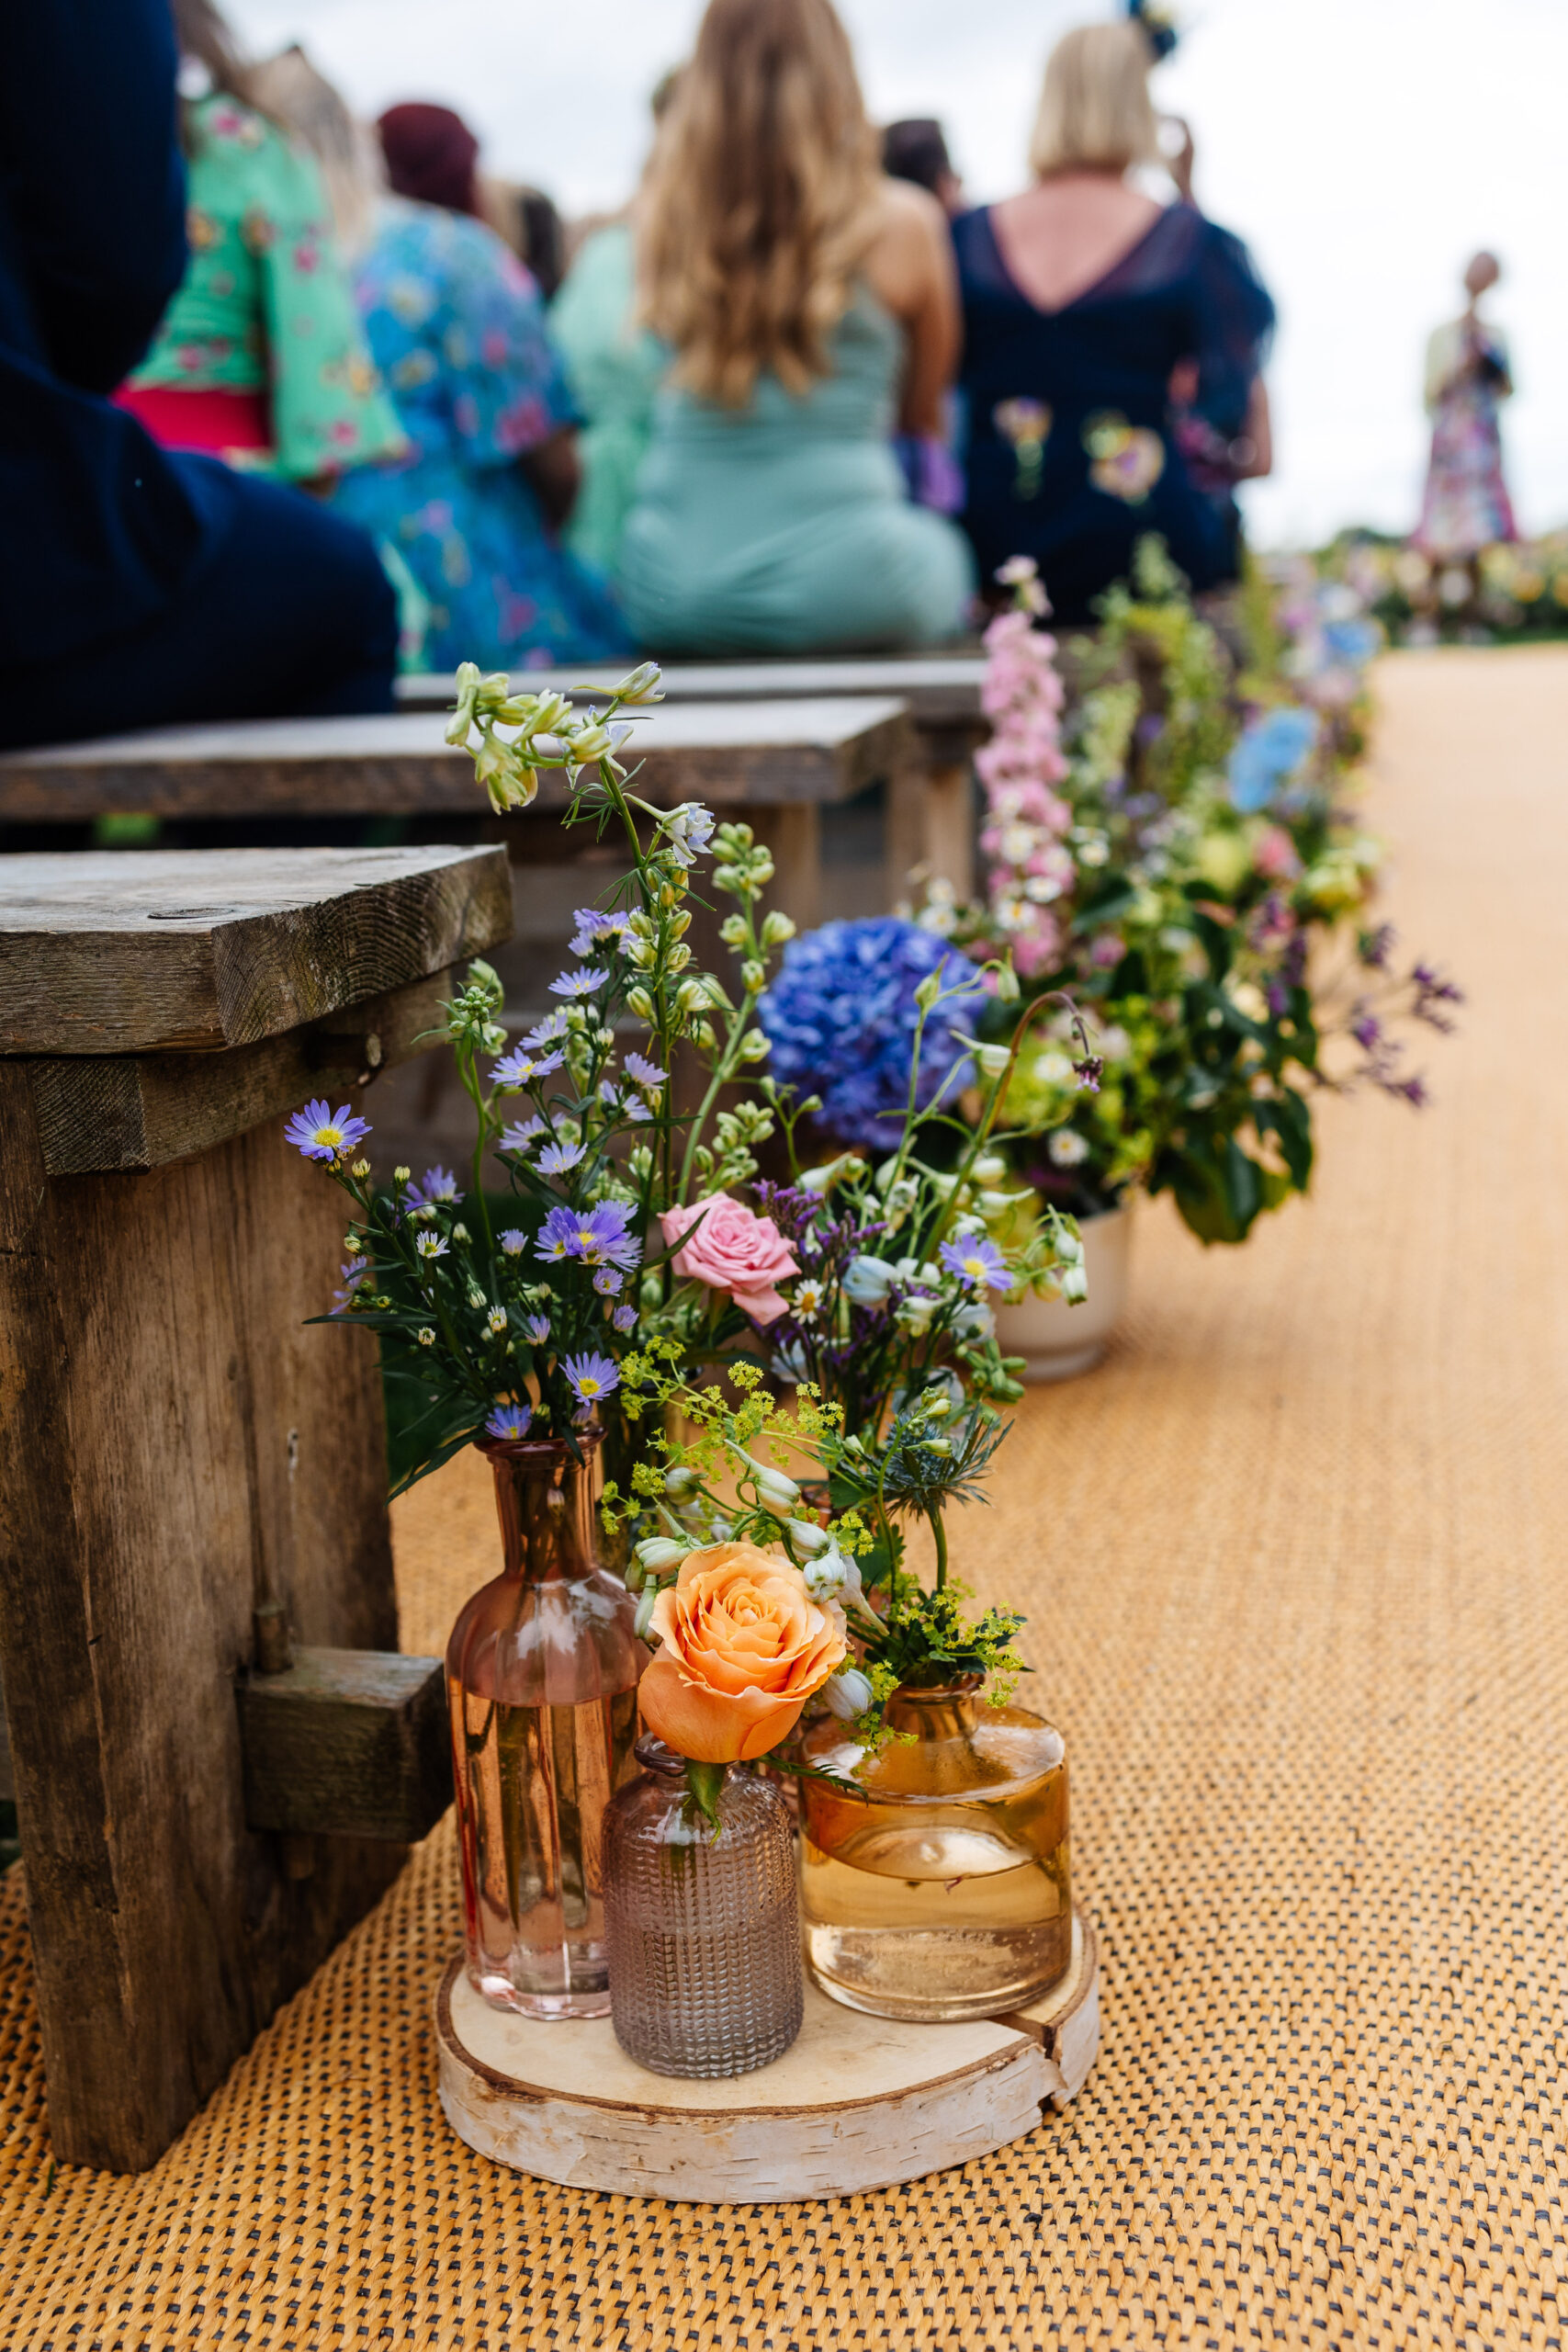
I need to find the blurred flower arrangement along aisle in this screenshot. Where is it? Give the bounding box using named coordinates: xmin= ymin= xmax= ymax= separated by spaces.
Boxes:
xmin=279 ymin=526 xmax=1461 ymax=2080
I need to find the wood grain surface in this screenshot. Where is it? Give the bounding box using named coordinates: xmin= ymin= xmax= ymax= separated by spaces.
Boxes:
xmin=397 ymin=657 xmax=987 ymax=724
xmin=0 ymin=699 xmax=913 ymax=820
xmin=0 ymin=1079 xmax=404 ymax=2171
xmin=240 ymin=1649 xmax=450 ymax=1842
xmin=0 ymin=844 xmax=511 ymax=1054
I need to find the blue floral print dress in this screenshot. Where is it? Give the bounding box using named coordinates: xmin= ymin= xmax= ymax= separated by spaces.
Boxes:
xmin=330 ymin=199 xmax=630 ymax=670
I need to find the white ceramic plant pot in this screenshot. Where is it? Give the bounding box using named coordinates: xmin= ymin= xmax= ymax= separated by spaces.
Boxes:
xmin=993 ymin=1202 xmax=1134 ymax=1383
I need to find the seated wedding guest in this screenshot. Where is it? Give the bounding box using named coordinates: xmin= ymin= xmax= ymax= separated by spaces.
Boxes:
xmin=618 ymin=0 xmax=974 ymax=655
xmin=548 ymin=74 xmax=679 ymax=579
xmin=882 ymin=119 xmax=964 ymax=218
xmin=327 ymin=102 xmax=630 ymax=670
xmin=119 ymin=1 xmax=403 ymax=489
xmin=0 ymin=0 xmax=397 ymax=752
xmin=953 ymin=19 xmax=1274 ymax=622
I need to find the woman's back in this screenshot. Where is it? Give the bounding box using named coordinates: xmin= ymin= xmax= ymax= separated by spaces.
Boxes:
xmin=955 ymin=196 xmax=1270 ymax=620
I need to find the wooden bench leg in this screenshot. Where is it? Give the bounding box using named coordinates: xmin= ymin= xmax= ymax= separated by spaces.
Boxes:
xmin=886 ymin=759 xmax=976 ymax=908
xmin=0 ymin=1074 xmax=405 ymax=2173
xmin=750 ymin=805 xmax=823 ymax=933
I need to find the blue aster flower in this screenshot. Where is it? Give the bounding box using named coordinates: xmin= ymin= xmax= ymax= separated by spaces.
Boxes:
xmin=501 ymin=1116 xmax=544 ymax=1155
xmin=548 ymin=967 xmax=604 ymax=999
xmin=624 ymin=1052 xmax=666 ymax=1090
xmin=524 ymin=1313 xmax=551 ymax=1344
xmin=758 ymin=918 xmax=987 ymax=1149
xmin=522 ymin=1011 xmax=570 ymax=1049
xmin=1227 ymin=707 xmax=1319 ymax=814
xmin=939 ymin=1235 xmax=1010 ymax=1291
xmin=485 ymin=1402 xmax=533 ymax=1441
xmin=570 ymin=908 xmax=632 ymax=956
xmin=537 ymin=1139 xmax=586 ymax=1176
xmin=500 ymin=1229 xmax=528 ymax=1255
xmin=285 ymin=1099 xmax=371 ymax=1162
xmin=612 ymin=1302 xmax=637 ymax=1333
xmin=563 ymin=1351 xmax=620 ymax=1404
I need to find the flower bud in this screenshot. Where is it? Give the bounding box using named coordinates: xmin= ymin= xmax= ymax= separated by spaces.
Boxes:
xmin=993 ymin=960 xmax=1021 ymax=1001
xmin=393 ymin=1165 xmax=411 ymax=1184
xmin=636 ymin=1536 xmax=688 ymax=1574
xmin=974 ymin=1153 xmax=1007 ymax=1185
xmin=761 ymin=910 xmax=796 ymax=948
xmin=784 ymin=1518 xmax=830 ymax=1557
xmin=842 ymin=1252 xmax=897 ymax=1305
xmin=634 ymin=1586 xmax=659 ymax=1640
xmin=913 ymin=971 xmax=944 ymax=1012
xmin=626 ymin=985 xmax=657 ymax=1021
xmin=975 ymin=1043 xmax=1012 ymax=1079
xmin=823 ymin=1667 xmax=874 ymax=1721
xmin=740 ymin=1455 xmax=800 ymax=1510
xmin=739 ymin=1029 xmax=771 ymax=1061
xmin=663 ymin=1466 xmax=699 ymax=1499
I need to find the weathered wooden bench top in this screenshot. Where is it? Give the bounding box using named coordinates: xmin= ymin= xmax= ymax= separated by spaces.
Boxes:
xmin=0 ymin=844 xmax=511 ymax=1055
xmin=0 ymin=696 xmax=912 ymax=820
xmin=397 ymin=655 xmax=987 ymax=724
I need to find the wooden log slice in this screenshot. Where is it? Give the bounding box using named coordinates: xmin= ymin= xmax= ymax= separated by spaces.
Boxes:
xmin=434 ymin=1906 xmax=1100 ymax=2202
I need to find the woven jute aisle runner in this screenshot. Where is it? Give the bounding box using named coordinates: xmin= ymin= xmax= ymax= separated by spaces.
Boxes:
xmin=2 ymin=647 xmax=1566 ymax=2348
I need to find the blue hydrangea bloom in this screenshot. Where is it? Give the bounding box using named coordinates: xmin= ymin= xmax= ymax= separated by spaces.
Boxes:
xmin=758 ymin=917 xmax=986 ymax=1149
xmin=1227 ymin=707 xmax=1320 ymax=814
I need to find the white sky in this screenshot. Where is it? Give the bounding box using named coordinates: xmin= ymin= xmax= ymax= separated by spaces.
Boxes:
xmin=230 ymin=0 xmax=1562 ymax=548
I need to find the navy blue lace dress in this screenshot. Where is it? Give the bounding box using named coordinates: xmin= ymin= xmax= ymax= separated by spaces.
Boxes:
xmin=953 ymin=201 xmax=1274 ymax=621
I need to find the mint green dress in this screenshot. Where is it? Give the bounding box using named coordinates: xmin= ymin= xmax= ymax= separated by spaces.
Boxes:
xmin=617 ymin=291 xmax=975 ymax=654
xmin=548 ymin=222 xmax=666 ymax=578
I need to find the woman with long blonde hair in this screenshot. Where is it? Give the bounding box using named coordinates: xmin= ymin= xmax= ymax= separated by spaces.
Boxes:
xmin=617 ymin=0 xmax=972 ymax=654
xmin=953 ymin=17 xmax=1274 ymax=620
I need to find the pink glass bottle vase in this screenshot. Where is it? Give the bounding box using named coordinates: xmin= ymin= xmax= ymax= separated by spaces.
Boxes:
xmin=446 ymin=1432 xmax=646 ymax=2018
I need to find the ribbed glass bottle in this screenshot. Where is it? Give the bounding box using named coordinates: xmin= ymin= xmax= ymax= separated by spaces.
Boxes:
xmin=446 ymin=1433 xmax=646 ymax=2018
xmin=603 ymin=1738 xmax=804 ymax=2077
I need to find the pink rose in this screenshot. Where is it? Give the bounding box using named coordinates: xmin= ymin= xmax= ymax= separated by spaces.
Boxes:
xmin=660 ymin=1193 xmax=800 ymax=1326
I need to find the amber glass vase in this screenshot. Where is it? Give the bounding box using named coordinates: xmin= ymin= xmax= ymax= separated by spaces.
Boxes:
xmin=799 ymin=1677 xmax=1071 ymax=2021
xmin=446 ymin=1434 xmax=646 ymax=2018
xmin=603 ymin=1737 xmax=803 ymax=2077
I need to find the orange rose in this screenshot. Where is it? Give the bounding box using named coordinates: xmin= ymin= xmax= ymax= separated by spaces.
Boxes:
xmin=638 ymin=1542 xmax=847 ymax=1763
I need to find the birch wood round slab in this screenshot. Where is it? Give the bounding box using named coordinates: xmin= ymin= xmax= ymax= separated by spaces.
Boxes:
xmin=435 ymin=1907 xmax=1100 ymax=2203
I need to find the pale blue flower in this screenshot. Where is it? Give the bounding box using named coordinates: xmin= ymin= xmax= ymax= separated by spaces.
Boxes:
xmin=500 ymin=1229 xmax=528 ymax=1255
xmin=537 ymin=1140 xmax=586 ymax=1176
xmin=485 ymin=1402 xmax=533 ymax=1441
xmin=548 ymin=967 xmax=604 ymax=999
xmin=500 ymin=1116 xmax=545 ymax=1155
xmin=563 ymin=1351 xmax=620 ymax=1404
xmin=285 ymin=1099 xmax=371 ymax=1162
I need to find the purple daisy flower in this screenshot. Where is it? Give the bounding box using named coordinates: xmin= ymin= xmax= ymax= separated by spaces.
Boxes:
xmin=612 ymin=1303 xmax=637 ymax=1334
xmin=548 ymin=967 xmax=604 ymax=1000
xmin=492 ymin=1046 xmax=566 ymax=1091
xmin=501 ymin=1115 xmax=545 ymax=1155
xmin=569 ymin=909 xmax=631 ymax=956
xmin=418 ymin=1166 xmax=459 ymax=1203
xmin=522 ymin=1011 xmax=569 ymax=1049
xmin=524 ymin=1313 xmax=551 ymax=1344
xmin=333 ymin=1256 xmax=369 ymax=1306
xmin=563 ymin=1351 xmax=620 ymax=1404
xmin=536 ymin=1201 xmax=641 ymax=1270
xmin=285 ymin=1099 xmax=371 ymax=1162
xmin=485 ymin=1402 xmax=533 ymax=1441
xmin=501 ymin=1229 xmax=527 ymax=1255
xmin=939 ymin=1235 xmax=1010 ymax=1291
xmin=538 ymin=1139 xmax=586 ymax=1176
xmin=623 ymin=1052 xmax=666 ymax=1091
xmin=593 ymin=1267 xmax=624 ymax=1295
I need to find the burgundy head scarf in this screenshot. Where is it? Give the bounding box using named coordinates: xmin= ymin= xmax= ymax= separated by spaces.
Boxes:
xmin=378 ymin=103 xmax=481 ymax=216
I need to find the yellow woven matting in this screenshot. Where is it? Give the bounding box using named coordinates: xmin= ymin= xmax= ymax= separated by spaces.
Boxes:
xmin=4 ymin=647 xmax=1566 ymax=2347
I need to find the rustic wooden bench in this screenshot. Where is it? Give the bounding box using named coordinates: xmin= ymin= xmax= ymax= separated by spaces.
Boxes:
xmin=0 ymin=695 xmax=922 ymax=927
xmin=399 ymin=656 xmax=992 ymax=899
xmin=0 ymin=846 xmax=510 ymax=2172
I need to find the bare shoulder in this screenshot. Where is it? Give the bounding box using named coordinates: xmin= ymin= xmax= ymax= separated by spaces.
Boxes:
xmin=863 ymin=175 xmax=953 ymax=314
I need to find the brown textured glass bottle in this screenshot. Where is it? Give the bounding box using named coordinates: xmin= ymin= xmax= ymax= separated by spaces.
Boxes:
xmin=446 ymin=1433 xmax=646 ymax=2018
xmin=603 ymin=1738 xmax=803 ymax=2077
xmin=799 ymin=1677 xmax=1071 ymax=2020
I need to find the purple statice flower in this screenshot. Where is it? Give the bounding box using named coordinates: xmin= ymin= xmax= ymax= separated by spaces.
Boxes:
xmin=333 ymin=1257 xmax=369 ymax=1306
xmin=524 ymin=1314 xmax=551 ymax=1344
xmin=485 ymin=1402 xmax=533 ymax=1441
xmin=548 ymin=967 xmax=604 ymax=1000
xmin=664 ymin=802 xmax=716 ymax=868
xmin=612 ymin=1302 xmax=637 ymax=1333
xmin=940 ymin=1235 xmax=1010 ymax=1291
xmin=624 ymin=1051 xmax=667 ymax=1091
xmin=569 ymin=908 xmax=632 ymax=956
xmin=501 ymin=1229 xmax=527 ymax=1255
xmin=1359 ymin=922 xmax=1396 ymax=970
xmin=285 ymin=1099 xmax=371 ymax=1163
xmin=501 ymin=1116 xmax=545 ymax=1155
xmin=414 ymin=1231 xmax=448 ymax=1261
xmin=1412 ymin=964 xmax=1464 ymax=1031
xmin=1393 ymin=1075 xmax=1429 ymax=1107
xmin=593 ymin=1267 xmax=624 ymax=1296
xmin=493 ymin=1046 xmax=566 ymax=1091
xmin=1351 ymin=1011 xmax=1382 ymax=1052
xmin=563 ymin=1351 xmax=620 ymax=1404
xmin=537 ymin=1139 xmax=586 ymax=1176
xmin=759 ymin=917 xmax=987 ymax=1150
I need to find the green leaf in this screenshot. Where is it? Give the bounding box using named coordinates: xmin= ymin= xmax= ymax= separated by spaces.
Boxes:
xmin=682 ymin=1759 xmax=728 ymax=1839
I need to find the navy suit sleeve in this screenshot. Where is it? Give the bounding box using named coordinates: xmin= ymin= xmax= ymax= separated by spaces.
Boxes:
xmin=0 ymin=0 xmax=187 ymax=390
